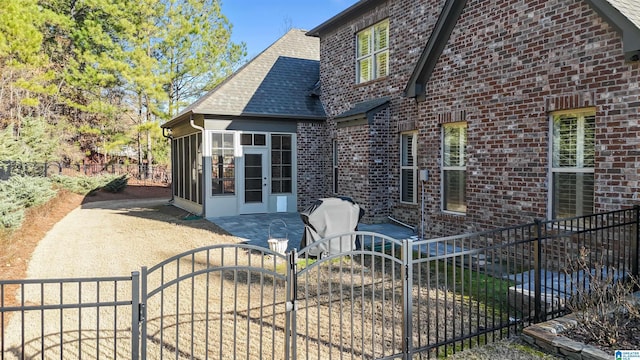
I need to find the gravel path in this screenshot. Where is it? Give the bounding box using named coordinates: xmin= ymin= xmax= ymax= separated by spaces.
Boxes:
xmin=26 ymin=198 xmax=239 ymax=278
xmin=2 ymin=198 xmax=243 ymax=359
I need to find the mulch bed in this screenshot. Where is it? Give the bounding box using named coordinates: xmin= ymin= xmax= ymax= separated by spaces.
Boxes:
xmin=561 ymin=314 xmax=640 ymax=355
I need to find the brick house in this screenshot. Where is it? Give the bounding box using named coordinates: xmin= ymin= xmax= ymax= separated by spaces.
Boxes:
xmin=163 ymin=0 xmax=639 ymax=239
xmin=307 ymin=0 xmax=640 ymax=237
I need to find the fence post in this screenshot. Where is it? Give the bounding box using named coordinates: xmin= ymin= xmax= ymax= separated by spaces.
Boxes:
xmin=286 ymin=250 xmax=297 ymax=360
xmin=131 ymin=271 xmax=140 ymax=360
xmin=632 ymin=205 xmax=640 ymax=280
xmin=533 ymin=219 xmax=543 ymax=323
xmin=140 ymin=266 xmax=148 ymax=360
xmin=402 ymin=238 xmax=413 ymax=359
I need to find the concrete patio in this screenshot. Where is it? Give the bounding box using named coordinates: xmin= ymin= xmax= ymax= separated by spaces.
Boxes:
xmin=208 ymin=212 xmax=416 ymax=251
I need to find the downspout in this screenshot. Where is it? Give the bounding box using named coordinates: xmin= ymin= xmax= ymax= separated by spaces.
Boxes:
xmin=188 ymin=115 xmax=207 ymax=217
xmin=161 ymin=128 xmax=175 ymax=204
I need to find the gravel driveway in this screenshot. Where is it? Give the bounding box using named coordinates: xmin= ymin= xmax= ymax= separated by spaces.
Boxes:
xmin=26 ymin=198 xmax=239 ymax=278
xmin=3 ymin=198 xmax=244 ymax=359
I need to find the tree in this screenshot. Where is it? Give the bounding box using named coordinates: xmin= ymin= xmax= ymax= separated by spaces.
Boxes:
xmin=156 ymin=0 xmax=246 ymax=117
xmin=0 ymin=0 xmax=245 ymax=170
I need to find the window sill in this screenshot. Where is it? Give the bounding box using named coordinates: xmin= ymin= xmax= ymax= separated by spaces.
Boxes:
xmin=440 ymin=210 xmax=466 ymax=217
xmin=399 ymin=201 xmax=418 ymax=206
xmin=354 ymin=76 xmax=389 ymax=88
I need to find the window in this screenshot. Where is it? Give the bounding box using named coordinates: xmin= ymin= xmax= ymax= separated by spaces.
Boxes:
xmin=271 ymin=134 xmax=292 ymax=193
xmin=401 ymin=132 xmax=417 ymax=203
xmin=172 ymin=133 xmax=203 ymax=204
xmin=333 ymin=140 xmax=339 ymax=194
xmin=212 ymin=132 xmax=235 ymax=195
xmin=356 ymin=20 xmax=389 ymax=83
xmin=442 ymin=123 xmax=466 ymax=213
xmin=551 ymin=110 xmax=595 ymax=218
xmin=240 ymin=133 xmax=266 ymax=146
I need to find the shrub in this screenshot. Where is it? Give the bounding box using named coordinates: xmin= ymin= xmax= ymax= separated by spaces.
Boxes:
xmin=49 ymin=174 xmax=118 ymax=194
xmin=0 ymin=196 xmax=25 ymax=230
xmin=0 ymin=176 xmax=57 ymax=208
xmin=0 ymin=176 xmax=56 ymax=230
xmin=565 ymin=247 xmax=640 ymax=347
xmin=102 ymin=175 xmax=128 ymax=193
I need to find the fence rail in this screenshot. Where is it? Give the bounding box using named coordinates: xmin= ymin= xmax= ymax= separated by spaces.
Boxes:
xmin=0 ymin=160 xmax=170 ymax=183
xmin=1 ymin=274 xmax=140 ymax=360
xmin=1 ymin=207 xmax=638 ymax=359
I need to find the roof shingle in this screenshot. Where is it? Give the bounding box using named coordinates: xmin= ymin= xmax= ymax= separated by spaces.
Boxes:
xmin=172 ymin=29 xmax=324 ymax=122
xmin=606 ymin=0 xmax=640 ymax=29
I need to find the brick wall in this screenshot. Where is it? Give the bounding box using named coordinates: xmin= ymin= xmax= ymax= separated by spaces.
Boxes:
xmin=317 ymin=0 xmax=640 ymax=236
xmin=335 ymin=109 xmax=392 ymax=223
xmin=297 ymin=122 xmax=328 ymax=210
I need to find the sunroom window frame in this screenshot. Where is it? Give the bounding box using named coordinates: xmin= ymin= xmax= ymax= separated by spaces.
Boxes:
xmin=211 ymin=131 xmax=236 ymax=197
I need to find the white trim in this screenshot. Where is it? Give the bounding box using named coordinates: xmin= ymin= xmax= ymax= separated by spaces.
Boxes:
xmin=441 ymin=122 xmax=467 ymax=213
xmin=356 ymin=19 xmax=389 ymax=84
xmin=400 ymin=131 xmax=418 ymax=204
xmin=549 ymin=110 xmax=596 ymax=218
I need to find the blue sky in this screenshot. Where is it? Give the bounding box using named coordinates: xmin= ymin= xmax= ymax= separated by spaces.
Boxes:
xmin=222 ymin=0 xmax=359 ymax=58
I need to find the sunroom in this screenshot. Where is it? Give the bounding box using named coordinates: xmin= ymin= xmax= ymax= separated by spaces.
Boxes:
xmin=161 ymin=29 xmax=325 ymax=217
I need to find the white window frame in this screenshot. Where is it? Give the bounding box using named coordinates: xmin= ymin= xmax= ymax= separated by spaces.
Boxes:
xmin=356 ymin=19 xmax=389 ymax=84
xmin=442 ymin=122 xmax=467 ymax=213
xmin=211 ymin=131 xmax=236 ymax=196
xmin=270 ymin=133 xmax=293 ymax=194
xmin=400 ymin=132 xmax=418 ymax=204
xmin=549 ymin=109 xmax=595 ymax=219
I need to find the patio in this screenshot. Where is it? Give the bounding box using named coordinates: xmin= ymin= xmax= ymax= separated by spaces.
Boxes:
xmin=208 ymin=212 xmax=416 ymax=250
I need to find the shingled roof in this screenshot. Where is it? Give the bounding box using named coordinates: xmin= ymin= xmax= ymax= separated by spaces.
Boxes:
xmin=163 ymin=29 xmax=324 ymax=128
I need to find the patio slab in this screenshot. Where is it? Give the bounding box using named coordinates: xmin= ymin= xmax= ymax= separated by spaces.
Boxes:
xmin=208 ymin=212 xmax=415 ymax=251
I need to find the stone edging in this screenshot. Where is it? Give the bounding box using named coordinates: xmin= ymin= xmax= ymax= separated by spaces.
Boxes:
xmin=522 ymin=293 xmax=640 ymax=359
xmin=521 ymin=313 xmax=612 ymax=359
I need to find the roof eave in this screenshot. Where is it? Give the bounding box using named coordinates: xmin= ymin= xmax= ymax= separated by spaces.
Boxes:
xmin=238 ymin=112 xmax=326 ymax=121
xmin=307 ymin=0 xmax=386 ymax=37
xmin=162 ymin=111 xmax=326 ymax=128
xmin=334 ymin=98 xmax=390 ymax=124
xmin=584 ymin=0 xmax=640 ymax=62
xmin=161 ymin=110 xmax=193 ymax=129
xmin=404 ymin=0 xmax=469 ymax=100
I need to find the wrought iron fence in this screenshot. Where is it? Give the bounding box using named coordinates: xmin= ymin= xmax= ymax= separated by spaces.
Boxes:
xmin=1 ymin=207 xmax=638 ymax=359
xmin=0 ymin=274 xmax=140 ymax=359
xmin=0 ymin=160 xmax=170 ymax=183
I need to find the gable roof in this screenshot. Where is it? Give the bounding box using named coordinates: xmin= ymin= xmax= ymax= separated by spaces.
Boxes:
xmin=335 ymin=97 xmax=391 ymax=123
xmin=307 ymin=0 xmax=386 ymax=37
xmin=405 ymin=0 xmax=640 ymax=100
xmin=586 ymin=0 xmax=640 ymax=61
xmin=404 ymin=0 xmax=468 ymax=100
xmin=163 ymin=29 xmax=324 ymax=128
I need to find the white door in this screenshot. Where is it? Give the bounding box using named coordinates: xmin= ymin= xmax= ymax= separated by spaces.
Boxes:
xmin=240 ymin=149 xmax=268 ymax=214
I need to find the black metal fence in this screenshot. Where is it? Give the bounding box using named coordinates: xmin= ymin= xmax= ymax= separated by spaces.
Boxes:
xmin=1 ymin=207 xmax=638 ymax=359
xmin=0 ymin=160 xmax=170 ymax=183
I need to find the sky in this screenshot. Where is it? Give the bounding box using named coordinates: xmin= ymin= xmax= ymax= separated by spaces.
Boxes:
xmin=222 ymin=0 xmax=359 ymax=59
